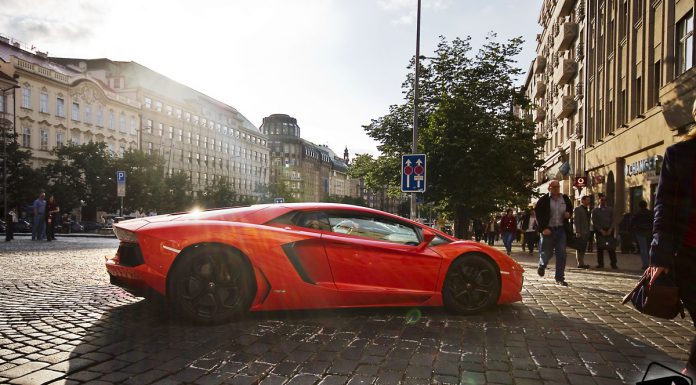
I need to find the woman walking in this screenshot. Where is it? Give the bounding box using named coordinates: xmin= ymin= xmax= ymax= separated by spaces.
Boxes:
xmin=648 ymin=99 xmax=696 ymax=377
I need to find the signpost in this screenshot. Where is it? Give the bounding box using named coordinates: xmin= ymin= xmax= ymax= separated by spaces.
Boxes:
xmin=401 ymin=154 xmax=426 ymax=193
xmin=117 ymin=171 xmax=126 ymax=216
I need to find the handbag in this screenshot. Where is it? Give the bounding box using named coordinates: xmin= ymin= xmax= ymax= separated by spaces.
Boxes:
xmin=596 ymin=235 xmax=616 ymax=250
xmin=622 ymin=270 xmax=685 ymax=320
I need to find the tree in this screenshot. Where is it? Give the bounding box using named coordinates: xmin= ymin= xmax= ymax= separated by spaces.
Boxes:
xmin=0 ymin=128 xmax=40 ymax=215
xmin=162 ymin=170 xmax=193 ymax=213
xmin=41 ymin=142 xmax=117 ymax=219
xmin=363 ymin=35 xmax=543 ymax=238
xmin=199 ymin=177 xmax=240 ymax=208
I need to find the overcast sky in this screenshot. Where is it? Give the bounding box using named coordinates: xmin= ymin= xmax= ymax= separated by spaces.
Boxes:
xmin=0 ymin=0 xmax=541 ymax=157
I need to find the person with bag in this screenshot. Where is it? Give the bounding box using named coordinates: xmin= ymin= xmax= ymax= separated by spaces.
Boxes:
xmin=521 ymin=209 xmax=538 ymax=254
xmin=573 ymin=195 xmax=592 ymax=268
xmin=646 ymin=98 xmax=696 ymax=378
xmin=592 ymin=193 xmax=618 ymax=269
xmin=500 ymin=209 xmax=517 ymax=256
xmin=535 ymin=180 xmax=573 ymax=286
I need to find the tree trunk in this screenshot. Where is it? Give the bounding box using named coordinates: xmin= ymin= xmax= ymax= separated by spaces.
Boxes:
xmin=454 ymin=205 xmax=470 ymax=240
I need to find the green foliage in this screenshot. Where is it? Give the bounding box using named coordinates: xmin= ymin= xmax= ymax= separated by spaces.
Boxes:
xmin=114 ymin=149 xmax=167 ymax=213
xmin=198 ymin=176 xmax=244 ymax=209
xmin=0 ymin=129 xmax=40 ymax=213
xmin=162 ymin=170 xmax=194 ymax=213
xmin=362 ymin=34 xmax=543 ymax=237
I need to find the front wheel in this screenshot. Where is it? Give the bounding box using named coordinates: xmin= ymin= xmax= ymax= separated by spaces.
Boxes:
xmin=442 ymin=254 xmax=500 ymax=315
xmin=169 ymin=246 xmax=254 ymax=325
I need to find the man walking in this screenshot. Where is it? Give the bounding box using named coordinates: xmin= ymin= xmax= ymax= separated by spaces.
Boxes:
xmin=535 ymin=180 xmax=573 ymax=286
xmin=32 ymin=192 xmax=46 ymax=241
xmin=592 ymin=194 xmax=618 ymax=269
xmin=573 ymin=195 xmax=592 ymax=268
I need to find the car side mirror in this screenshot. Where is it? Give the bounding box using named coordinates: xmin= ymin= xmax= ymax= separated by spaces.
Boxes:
xmin=417 ymin=228 xmax=437 ymax=250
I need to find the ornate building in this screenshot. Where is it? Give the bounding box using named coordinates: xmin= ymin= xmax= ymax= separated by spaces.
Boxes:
xmin=260 ymin=114 xmax=356 ymax=202
xmin=0 ymin=36 xmax=139 ymax=168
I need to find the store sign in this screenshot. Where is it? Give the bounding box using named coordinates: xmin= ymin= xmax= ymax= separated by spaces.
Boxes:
xmin=625 ymin=155 xmax=662 ymax=176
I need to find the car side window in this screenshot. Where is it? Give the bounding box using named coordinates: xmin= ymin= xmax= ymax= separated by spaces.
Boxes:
xmin=296 ymin=211 xmax=332 ymax=231
xmin=327 ymin=213 xmax=420 ymax=245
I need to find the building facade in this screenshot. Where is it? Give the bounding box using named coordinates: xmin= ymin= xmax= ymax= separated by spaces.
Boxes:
xmin=523 ymin=0 xmax=695 ymax=220
xmin=51 ymin=59 xmax=270 ymax=201
xmin=526 ymin=0 xmax=587 ymax=201
xmin=0 ymin=37 xmax=139 ymax=168
xmin=260 ymin=114 xmax=355 ymax=202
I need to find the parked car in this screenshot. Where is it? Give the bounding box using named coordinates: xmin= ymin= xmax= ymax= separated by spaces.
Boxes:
xmin=80 ymin=221 xmax=103 ymax=232
xmin=107 ymin=203 xmax=524 ymax=324
xmin=15 ymin=219 xmax=31 ymax=233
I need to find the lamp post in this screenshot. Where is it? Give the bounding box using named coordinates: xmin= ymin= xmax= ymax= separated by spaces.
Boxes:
xmin=410 ymin=0 xmax=422 ymax=220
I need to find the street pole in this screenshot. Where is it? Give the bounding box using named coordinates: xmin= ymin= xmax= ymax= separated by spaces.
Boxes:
xmin=411 ymin=0 xmax=421 ymax=221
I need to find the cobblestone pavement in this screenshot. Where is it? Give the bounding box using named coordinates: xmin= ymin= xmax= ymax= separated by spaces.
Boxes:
xmin=0 ymin=236 xmax=693 ymax=385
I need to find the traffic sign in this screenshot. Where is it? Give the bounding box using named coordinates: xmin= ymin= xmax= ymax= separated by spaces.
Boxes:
xmin=117 ymin=171 xmax=126 ymax=197
xmin=274 ymin=197 xmax=284 ymax=204
xmin=401 ymin=154 xmax=426 ymax=192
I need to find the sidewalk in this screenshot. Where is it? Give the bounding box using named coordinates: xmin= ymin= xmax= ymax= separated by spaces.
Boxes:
xmin=487 ymin=240 xmax=647 ymax=274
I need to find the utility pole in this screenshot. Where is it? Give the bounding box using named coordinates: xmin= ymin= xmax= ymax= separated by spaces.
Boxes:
xmin=410 ymin=0 xmax=422 ymax=221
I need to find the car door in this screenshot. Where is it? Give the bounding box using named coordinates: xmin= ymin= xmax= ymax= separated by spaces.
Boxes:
xmin=321 ymin=211 xmax=443 ymax=297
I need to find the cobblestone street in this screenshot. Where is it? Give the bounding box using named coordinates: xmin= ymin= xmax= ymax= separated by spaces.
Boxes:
xmin=0 ymin=236 xmax=693 ymax=385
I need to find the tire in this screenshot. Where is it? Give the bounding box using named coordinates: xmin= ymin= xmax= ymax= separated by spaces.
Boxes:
xmin=169 ymin=245 xmax=255 ymax=325
xmin=442 ymin=253 xmax=501 ymax=315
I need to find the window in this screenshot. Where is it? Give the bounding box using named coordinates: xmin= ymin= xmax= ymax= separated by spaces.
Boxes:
xmin=40 ymin=92 xmax=48 ymax=113
xmin=168 ymin=126 xmax=173 ymax=139
xmin=177 ymin=129 xmax=183 ymax=141
xmin=84 ymin=105 xmax=92 ymax=123
xmin=40 ymin=129 xmax=48 ymax=150
xmin=653 ymin=61 xmax=661 ymax=106
xmin=119 ymin=114 xmax=126 ymax=133
xmin=324 ymin=213 xmax=420 ymax=245
xmin=71 ymin=133 xmax=80 ymax=145
xmin=72 ymin=102 xmax=80 ymax=121
xmin=56 ymin=131 xmax=64 ymax=148
xmin=175 ymin=108 xmax=182 ymax=119
xmin=165 ymin=105 xmax=172 ymax=116
xmin=130 ymin=116 xmax=137 ymax=134
xmin=676 ymin=12 xmax=694 ymax=76
xmin=56 ymin=97 xmax=65 ymax=117
xmin=109 ymin=111 xmax=115 ymax=130
xmin=158 ymin=123 xmax=163 ymax=136
xmin=144 ymin=97 xmax=152 ymax=109
xmin=155 ymin=101 xmax=162 ymax=112
xmin=145 ymin=119 xmax=153 ymax=134
xmin=22 ymin=86 xmax=31 ymax=109
xmin=22 ymin=127 xmax=31 ymax=147
xmin=0 ymin=93 xmax=4 ymax=112
xmin=96 ymin=107 xmax=104 ymax=126
xmin=186 ymin=131 xmax=191 ymax=143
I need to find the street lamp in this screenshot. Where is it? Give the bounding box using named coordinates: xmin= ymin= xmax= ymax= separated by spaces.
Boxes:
xmin=411 ymin=0 xmax=422 ymax=221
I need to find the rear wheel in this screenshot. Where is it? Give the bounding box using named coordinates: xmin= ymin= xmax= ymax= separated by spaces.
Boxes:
xmin=442 ymin=254 xmax=500 ymax=315
xmin=169 ymin=245 xmax=254 ymax=324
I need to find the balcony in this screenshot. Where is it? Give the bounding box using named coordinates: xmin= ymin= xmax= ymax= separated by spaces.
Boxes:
xmin=533 ymin=75 xmax=547 ymax=99
xmin=553 ymin=57 xmax=578 ymax=86
xmin=533 ymin=108 xmax=546 ymax=122
xmin=554 ymin=21 xmax=578 ymax=52
xmin=659 ymin=66 xmax=696 ymax=130
xmin=556 ymin=0 xmax=575 ymax=18
xmin=534 ymin=56 xmax=547 ymax=74
xmin=553 ymin=95 xmax=577 ymax=119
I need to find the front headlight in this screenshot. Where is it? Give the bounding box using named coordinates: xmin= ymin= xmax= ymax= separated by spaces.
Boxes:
xmin=113 ymin=227 xmax=138 ymax=243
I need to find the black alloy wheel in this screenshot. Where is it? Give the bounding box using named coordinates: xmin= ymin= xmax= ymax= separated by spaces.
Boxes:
xmin=170 ymin=246 xmax=254 ymax=324
xmin=442 ymin=253 xmax=500 ymax=315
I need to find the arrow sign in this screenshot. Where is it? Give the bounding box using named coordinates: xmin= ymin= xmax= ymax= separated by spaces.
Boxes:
xmin=401 ymin=154 xmax=426 ymax=192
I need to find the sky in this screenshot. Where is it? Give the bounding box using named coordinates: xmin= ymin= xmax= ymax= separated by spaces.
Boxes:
xmin=0 ymin=0 xmax=541 ymax=157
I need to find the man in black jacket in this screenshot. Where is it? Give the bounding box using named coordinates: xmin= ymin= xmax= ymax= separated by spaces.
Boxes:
xmin=535 ymin=180 xmax=573 ymax=286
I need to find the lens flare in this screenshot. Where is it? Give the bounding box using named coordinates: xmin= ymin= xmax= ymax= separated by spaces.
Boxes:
xmin=405 ymin=308 xmax=421 ymax=324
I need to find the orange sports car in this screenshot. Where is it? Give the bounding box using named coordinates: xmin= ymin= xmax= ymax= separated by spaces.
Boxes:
xmin=107 ymin=203 xmax=523 ymax=324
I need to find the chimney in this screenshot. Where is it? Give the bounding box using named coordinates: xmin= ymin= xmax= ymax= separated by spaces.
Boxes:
xmin=12 ymin=42 xmax=20 ymax=48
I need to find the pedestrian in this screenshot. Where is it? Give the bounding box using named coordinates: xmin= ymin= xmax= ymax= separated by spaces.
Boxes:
xmin=5 ymin=207 xmax=17 ymax=242
xmin=500 ymin=208 xmax=517 ymax=255
xmin=45 ymin=195 xmax=60 ymax=241
xmin=473 ymin=218 xmax=483 ymax=242
xmin=592 ymin=194 xmax=618 ymax=269
xmin=485 ymin=216 xmax=496 ymax=246
xmin=631 ymin=200 xmax=653 ymax=270
xmin=32 ymin=192 xmax=47 ymax=241
xmin=521 ymin=209 xmax=538 ymax=254
xmin=619 ymin=212 xmax=635 ymax=253
xmin=573 ymin=195 xmax=592 ymax=269
xmin=535 ymin=180 xmax=573 ymax=286
xmin=647 ymin=98 xmax=696 ymax=378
